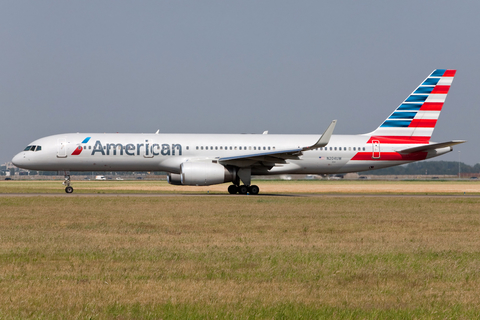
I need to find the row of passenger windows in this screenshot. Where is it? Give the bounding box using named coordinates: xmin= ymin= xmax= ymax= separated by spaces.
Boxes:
xmin=196 ymin=146 xmax=274 ymax=151
xmin=315 ymin=147 xmax=366 ymax=151
xmin=23 ymin=145 xmax=42 ymax=152
xmin=195 ymin=146 xmax=366 ymax=152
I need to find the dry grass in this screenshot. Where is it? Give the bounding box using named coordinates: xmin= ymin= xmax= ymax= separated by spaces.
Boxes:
xmin=1 ymin=179 xmax=480 ymax=195
xmin=1 ymin=195 xmax=480 ymax=318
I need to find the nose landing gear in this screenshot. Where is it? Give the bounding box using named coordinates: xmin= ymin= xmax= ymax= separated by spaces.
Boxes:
xmin=63 ymin=172 xmax=74 ymax=193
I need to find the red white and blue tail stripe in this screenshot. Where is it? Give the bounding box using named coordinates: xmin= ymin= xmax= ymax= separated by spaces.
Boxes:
xmin=368 ymin=69 xmax=455 ymax=143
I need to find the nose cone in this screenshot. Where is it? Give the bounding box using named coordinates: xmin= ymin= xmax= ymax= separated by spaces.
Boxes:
xmin=12 ymin=152 xmax=28 ymax=169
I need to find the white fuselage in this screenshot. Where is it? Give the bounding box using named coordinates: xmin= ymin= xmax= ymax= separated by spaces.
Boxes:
xmin=12 ymin=132 xmax=451 ymax=175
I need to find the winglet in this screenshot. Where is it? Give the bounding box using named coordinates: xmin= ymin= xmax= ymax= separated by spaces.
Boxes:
xmin=303 ymin=120 xmax=337 ymax=151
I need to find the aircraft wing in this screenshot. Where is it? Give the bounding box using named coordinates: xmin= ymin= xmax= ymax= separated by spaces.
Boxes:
xmin=396 ymin=140 xmax=466 ymax=154
xmin=218 ymin=120 xmax=337 ymax=165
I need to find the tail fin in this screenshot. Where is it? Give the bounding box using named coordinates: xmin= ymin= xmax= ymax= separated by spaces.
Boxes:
xmin=368 ymin=69 xmax=456 ymax=143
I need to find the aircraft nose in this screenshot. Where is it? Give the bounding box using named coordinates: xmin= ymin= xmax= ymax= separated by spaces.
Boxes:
xmin=12 ymin=152 xmax=27 ymax=168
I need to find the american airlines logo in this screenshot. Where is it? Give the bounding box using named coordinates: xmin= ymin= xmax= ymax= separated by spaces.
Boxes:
xmin=71 ymin=138 xmax=183 ymax=156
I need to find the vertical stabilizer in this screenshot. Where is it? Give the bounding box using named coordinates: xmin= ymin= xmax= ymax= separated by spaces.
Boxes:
xmin=368 ymin=69 xmax=456 ymax=143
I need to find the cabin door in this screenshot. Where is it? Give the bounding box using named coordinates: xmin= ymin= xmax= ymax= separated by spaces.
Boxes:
xmin=372 ymin=140 xmax=380 ymax=159
xmin=57 ymin=138 xmax=67 ymax=158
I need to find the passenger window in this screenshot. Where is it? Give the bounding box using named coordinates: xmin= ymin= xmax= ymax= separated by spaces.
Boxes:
xmin=201 ymin=146 xmax=204 ymax=150
xmin=362 ymin=147 xmax=365 ymax=151
xmin=235 ymin=147 xmax=237 ymax=150
xmin=215 ymin=146 xmax=218 ymax=150
xmin=186 ymin=146 xmax=189 ymax=150
xmin=273 ymin=147 xmax=275 ymax=150
xmin=196 ymin=146 xmax=199 ymax=150
xmin=334 ymin=147 xmax=337 ymax=151
xmin=263 ymin=147 xmax=266 ymax=150
xmin=268 ymin=147 xmax=271 ymax=150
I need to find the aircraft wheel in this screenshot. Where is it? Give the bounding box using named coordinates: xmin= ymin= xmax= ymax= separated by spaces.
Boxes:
xmin=238 ymin=185 xmax=248 ymax=195
xmin=65 ymin=186 xmax=74 ymax=194
xmin=228 ymin=185 xmax=238 ymax=194
xmin=248 ymin=185 xmax=259 ymax=195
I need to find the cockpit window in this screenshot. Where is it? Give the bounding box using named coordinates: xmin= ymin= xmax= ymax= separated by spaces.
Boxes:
xmin=23 ymin=145 xmax=42 ymax=152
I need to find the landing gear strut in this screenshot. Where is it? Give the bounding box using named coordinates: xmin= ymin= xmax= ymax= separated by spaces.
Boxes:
xmin=227 ymin=167 xmax=259 ymax=195
xmin=227 ymin=184 xmax=260 ymax=195
xmin=63 ymin=172 xmax=74 ymax=193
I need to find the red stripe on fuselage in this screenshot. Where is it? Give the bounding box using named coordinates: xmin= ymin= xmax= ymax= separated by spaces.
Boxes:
xmin=420 ymin=102 xmax=443 ymax=111
xmin=351 ymin=152 xmax=428 ymax=161
xmin=367 ymin=136 xmax=430 ymax=144
xmin=409 ymin=119 xmax=437 ymax=128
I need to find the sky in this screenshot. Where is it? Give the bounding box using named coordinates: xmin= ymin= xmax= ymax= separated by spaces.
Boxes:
xmin=1 ymin=1 xmax=478 ymax=165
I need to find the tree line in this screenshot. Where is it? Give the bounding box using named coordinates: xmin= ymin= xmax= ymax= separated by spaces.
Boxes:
xmin=361 ymin=161 xmax=480 ymax=175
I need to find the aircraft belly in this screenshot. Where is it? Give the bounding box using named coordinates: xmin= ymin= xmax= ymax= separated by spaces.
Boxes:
xmin=339 ymin=160 xmax=410 ymax=173
xmin=268 ymin=156 xmax=349 ymax=174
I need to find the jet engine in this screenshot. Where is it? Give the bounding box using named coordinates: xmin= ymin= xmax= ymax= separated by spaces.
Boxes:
xmin=166 ymin=173 xmax=183 ymax=185
xmin=168 ymin=162 xmax=235 ymax=186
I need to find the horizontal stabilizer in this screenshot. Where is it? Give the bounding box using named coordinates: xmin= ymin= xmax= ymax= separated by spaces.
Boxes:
xmin=396 ymin=140 xmax=466 ymax=154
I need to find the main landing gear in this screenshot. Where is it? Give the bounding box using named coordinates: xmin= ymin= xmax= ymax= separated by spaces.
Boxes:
xmin=228 ymin=184 xmax=260 ymax=195
xmin=227 ymin=167 xmax=259 ymax=195
xmin=63 ymin=172 xmax=74 ymax=193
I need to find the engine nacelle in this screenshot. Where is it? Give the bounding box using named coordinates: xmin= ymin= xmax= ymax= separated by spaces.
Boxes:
xmin=180 ymin=162 xmax=235 ymax=186
xmin=167 ymin=173 xmax=183 ymax=185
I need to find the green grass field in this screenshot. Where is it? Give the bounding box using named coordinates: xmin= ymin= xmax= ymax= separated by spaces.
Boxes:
xmin=1 ymin=182 xmax=480 ymax=318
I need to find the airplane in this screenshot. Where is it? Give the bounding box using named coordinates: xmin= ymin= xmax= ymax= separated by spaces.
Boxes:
xmin=12 ymin=69 xmax=465 ymax=194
